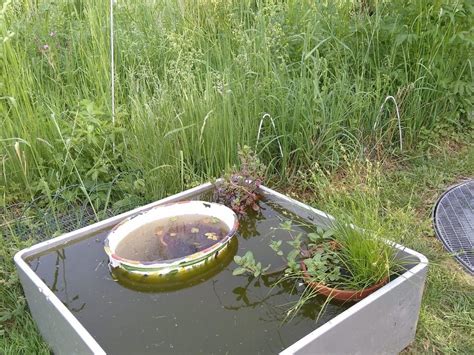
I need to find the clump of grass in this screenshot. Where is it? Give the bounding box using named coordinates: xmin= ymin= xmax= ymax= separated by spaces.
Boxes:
xmin=330 ymin=222 xmax=397 ymax=290
xmin=233 ymin=215 xmax=403 ymax=324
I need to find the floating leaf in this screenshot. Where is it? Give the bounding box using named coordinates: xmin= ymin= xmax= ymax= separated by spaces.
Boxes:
xmin=205 ymin=232 xmax=218 ymax=240
xmin=280 ymin=220 xmax=293 ymax=231
xmin=287 ymin=249 xmax=300 ymax=262
xmin=232 ymin=267 xmax=247 ymax=276
xmin=323 ymin=229 xmax=335 ymax=239
xmin=232 ymin=286 xmax=246 ymax=295
xmin=307 ymin=233 xmax=320 ymax=242
xmin=269 ymin=240 xmax=282 ymax=253
xmin=244 ymin=251 xmax=255 ymax=262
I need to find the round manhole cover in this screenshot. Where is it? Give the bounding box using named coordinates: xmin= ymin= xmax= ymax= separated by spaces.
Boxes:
xmin=433 ymin=180 xmax=474 ymax=274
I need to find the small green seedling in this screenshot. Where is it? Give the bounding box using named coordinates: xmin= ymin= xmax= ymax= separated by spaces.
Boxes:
xmin=233 ymin=251 xmax=270 ymax=278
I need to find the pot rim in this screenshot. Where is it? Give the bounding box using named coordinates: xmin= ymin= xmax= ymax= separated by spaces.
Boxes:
xmin=300 ymin=260 xmax=388 ymax=301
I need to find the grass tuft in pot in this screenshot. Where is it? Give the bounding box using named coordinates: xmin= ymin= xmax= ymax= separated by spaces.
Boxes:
xmin=298 ymin=221 xmax=402 ymax=302
xmin=331 ymin=222 xmax=396 ymax=292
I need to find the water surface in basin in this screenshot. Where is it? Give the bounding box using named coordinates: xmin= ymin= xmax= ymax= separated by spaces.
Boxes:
xmin=27 ymin=194 xmax=350 ymax=354
xmin=115 ymin=215 xmax=229 ymax=262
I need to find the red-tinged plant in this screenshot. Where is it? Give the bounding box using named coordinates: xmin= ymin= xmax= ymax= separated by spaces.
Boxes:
xmin=215 ymin=146 xmax=266 ymax=216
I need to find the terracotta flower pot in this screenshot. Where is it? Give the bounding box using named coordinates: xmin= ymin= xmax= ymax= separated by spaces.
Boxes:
xmin=300 ymin=261 xmax=388 ymax=302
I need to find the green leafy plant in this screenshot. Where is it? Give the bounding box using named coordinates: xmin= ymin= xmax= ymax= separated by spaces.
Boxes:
xmin=267 ymin=223 xmax=342 ymax=285
xmin=233 ymin=251 xmax=270 ymax=278
xmin=302 ymin=242 xmax=342 ymax=284
xmin=215 ymin=146 xmax=266 ymax=216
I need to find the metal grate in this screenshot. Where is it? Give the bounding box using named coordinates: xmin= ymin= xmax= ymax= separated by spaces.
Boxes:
xmin=433 ymin=180 xmax=474 ymax=275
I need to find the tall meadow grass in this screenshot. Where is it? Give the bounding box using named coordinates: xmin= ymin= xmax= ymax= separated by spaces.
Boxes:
xmin=1 ymin=0 xmax=472 ymax=209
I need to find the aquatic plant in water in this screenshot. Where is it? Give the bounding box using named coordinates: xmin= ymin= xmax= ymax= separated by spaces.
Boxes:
xmin=232 ymin=251 xmax=270 ymax=278
xmin=215 ymin=146 xmax=266 ymax=216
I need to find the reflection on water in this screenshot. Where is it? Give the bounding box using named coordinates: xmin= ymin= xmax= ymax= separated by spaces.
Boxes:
xmin=112 ymin=237 xmax=239 ymax=293
xmin=29 ymin=249 xmax=86 ymax=313
xmin=27 ymin=195 xmax=350 ymax=354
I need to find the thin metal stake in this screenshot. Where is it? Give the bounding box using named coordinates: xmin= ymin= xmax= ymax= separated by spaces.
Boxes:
xmin=110 ymin=0 xmax=115 ymax=125
xmin=256 ymin=113 xmax=284 ymax=158
xmin=374 ymin=96 xmax=403 ymax=152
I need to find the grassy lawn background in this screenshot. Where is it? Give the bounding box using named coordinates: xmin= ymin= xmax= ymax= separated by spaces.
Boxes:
xmin=1 ymin=0 xmax=473 ymax=353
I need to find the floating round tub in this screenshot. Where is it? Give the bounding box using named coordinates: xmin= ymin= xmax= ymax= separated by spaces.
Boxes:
xmin=111 ymin=237 xmax=239 ymax=292
xmin=105 ymin=201 xmax=239 ymax=278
